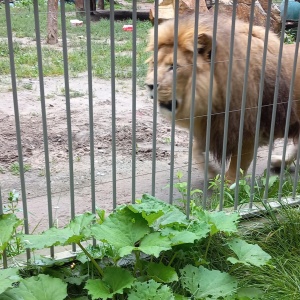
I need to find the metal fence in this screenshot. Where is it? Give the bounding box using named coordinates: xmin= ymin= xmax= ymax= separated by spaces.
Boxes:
xmin=1 ymin=0 xmax=300 ymax=265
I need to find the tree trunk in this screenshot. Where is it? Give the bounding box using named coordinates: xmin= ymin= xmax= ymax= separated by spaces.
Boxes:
xmin=98 ymin=0 xmax=105 ymax=10
xmin=90 ymin=0 xmax=96 ymax=14
xmin=47 ymin=0 xmax=58 ymax=45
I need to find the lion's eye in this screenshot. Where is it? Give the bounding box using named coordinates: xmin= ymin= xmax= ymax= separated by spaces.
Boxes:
xmin=168 ymin=64 xmax=174 ymax=71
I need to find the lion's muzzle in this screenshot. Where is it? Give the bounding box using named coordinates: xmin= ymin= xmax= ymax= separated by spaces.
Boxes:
xmin=159 ymin=100 xmax=178 ymax=112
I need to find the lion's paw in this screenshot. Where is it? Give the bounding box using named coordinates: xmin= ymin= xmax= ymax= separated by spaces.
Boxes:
xmin=270 ymin=155 xmax=284 ymax=168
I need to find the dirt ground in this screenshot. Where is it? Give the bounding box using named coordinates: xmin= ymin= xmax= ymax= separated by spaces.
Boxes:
xmin=0 ymin=74 xmax=192 ymax=232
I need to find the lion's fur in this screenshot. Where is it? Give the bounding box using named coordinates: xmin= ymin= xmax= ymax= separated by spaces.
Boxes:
xmin=146 ymin=14 xmax=300 ymax=177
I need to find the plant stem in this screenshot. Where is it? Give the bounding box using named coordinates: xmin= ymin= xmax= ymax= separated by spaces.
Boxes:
xmin=134 ymin=250 xmax=141 ymax=275
xmin=168 ymin=252 xmax=177 ymax=266
xmin=204 ymin=234 xmax=213 ymax=261
xmin=77 ymin=242 xmax=104 ymax=277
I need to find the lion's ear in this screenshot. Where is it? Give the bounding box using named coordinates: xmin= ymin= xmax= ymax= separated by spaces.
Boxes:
xmin=197 ymin=33 xmax=212 ymax=61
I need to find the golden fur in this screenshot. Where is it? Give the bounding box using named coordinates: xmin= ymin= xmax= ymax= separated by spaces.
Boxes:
xmin=146 ymin=14 xmax=300 ymax=181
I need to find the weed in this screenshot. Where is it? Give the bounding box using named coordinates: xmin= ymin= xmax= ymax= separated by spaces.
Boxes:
xmin=0 ymin=165 xmax=5 ymax=174
xmin=22 ymin=82 xmax=33 ymax=90
xmin=60 ymin=87 xmax=86 ymax=98
xmin=9 ymin=162 xmax=31 ymax=175
xmin=1 ymin=190 xmax=24 ymax=258
xmin=168 ymin=170 xmax=203 ymax=209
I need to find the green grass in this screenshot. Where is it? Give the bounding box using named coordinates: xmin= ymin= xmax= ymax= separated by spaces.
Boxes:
xmin=0 ymin=4 xmax=151 ymax=83
xmin=9 ymin=162 xmax=31 ymax=175
xmin=233 ymin=206 xmax=300 ymax=299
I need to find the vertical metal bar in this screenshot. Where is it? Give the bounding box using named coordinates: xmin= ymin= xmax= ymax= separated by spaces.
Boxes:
xmin=151 ymin=0 xmax=159 ymax=196
xmin=219 ymin=0 xmax=237 ymax=211
xmin=33 ymin=0 xmax=54 ymax=257
xmin=5 ymin=0 xmax=30 ymax=260
xmin=186 ymin=0 xmax=200 ymax=219
xmin=233 ymin=0 xmax=255 ymax=209
xmin=85 ymin=0 xmax=96 ymax=247
xmin=293 ymin=17 xmax=300 ymax=200
xmin=278 ymin=15 xmax=300 ymax=200
xmin=110 ymin=0 xmax=117 ymax=209
xmin=263 ymin=0 xmax=289 ymax=200
xmin=0 ymin=185 xmax=8 ymax=268
xmin=249 ymin=0 xmax=272 ymax=208
xmin=203 ymin=0 xmax=219 ymax=207
xmin=293 ymin=137 xmax=300 ymax=199
xmin=169 ymin=0 xmax=180 ymax=204
xmin=60 ymin=0 xmax=76 ymax=252
xmin=131 ymin=0 xmax=137 ymax=204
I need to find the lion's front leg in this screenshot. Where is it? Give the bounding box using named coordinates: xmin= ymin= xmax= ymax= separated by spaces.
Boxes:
xmin=193 ymin=138 xmax=217 ymax=179
xmin=226 ymin=142 xmax=254 ymax=182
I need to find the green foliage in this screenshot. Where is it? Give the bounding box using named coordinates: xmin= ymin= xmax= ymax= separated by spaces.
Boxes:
xmin=284 ymin=28 xmax=298 ymax=44
xmin=85 ymin=267 xmax=135 ymax=300
xmin=128 ymin=280 xmax=175 ymax=300
xmin=1 ymin=191 xmax=24 ymax=258
xmin=227 ymin=238 xmax=272 ymax=267
xmin=0 ymin=268 xmax=21 ymax=294
xmin=180 ymin=265 xmax=238 ymax=299
xmin=171 ymin=168 xmax=300 ymax=210
xmin=0 ymin=274 xmax=68 ymax=300
xmin=0 ymin=195 xmax=272 ymax=299
xmin=0 ymin=214 xmax=22 ymax=254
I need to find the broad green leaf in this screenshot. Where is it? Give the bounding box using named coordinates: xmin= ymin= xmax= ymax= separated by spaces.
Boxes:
xmin=132 ymin=194 xmax=188 ymax=228
xmin=19 ymin=227 xmax=74 ymax=249
xmin=91 ymin=208 xmax=150 ymax=257
xmin=0 ymin=268 xmax=20 ymax=294
xmin=161 ymin=228 xmax=200 ymax=245
xmin=0 ymin=274 xmax=67 ymax=300
xmin=19 ymin=212 xmax=95 ymax=249
xmin=128 ymin=195 xmax=168 ymax=225
xmin=128 ymin=280 xmax=174 ymax=300
xmin=0 ymin=214 xmax=22 ymax=252
xmin=155 ymin=209 xmax=189 ymax=228
xmin=66 ymin=212 xmax=95 ymax=243
xmin=203 ymin=211 xmax=239 ymax=235
xmin=147 ymin=262 xmax=178 ymax=283
xmin=227 ymin=238 xmax=272 ymax=267
xmin=180 ymin=265 xmax=237 ymax=299
xmin=85 ymin=266 xmax=135 ymax=300
xmin=138 ymin=232 xmax=172 ymax=257
xmin=185 ymin=220 xmax=211 ymax=240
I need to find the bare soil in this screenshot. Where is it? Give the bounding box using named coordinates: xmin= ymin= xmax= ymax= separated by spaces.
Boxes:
xmin=0 ymin=74 xmax=193 ymax=231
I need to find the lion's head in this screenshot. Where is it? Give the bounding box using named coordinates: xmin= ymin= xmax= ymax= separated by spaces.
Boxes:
xmin=145 ymin=15 xmax=215 ymax=124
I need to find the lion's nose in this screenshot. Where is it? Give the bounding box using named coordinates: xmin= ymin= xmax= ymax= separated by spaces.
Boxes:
xmin=147 ymin=84 xmax=159 ymax=91
xmin=147 ymin=84 xmax=154 ymax=91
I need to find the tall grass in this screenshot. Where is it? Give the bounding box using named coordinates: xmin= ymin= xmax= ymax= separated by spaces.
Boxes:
xmin=235 ymin=206 xmax=300 ymax=299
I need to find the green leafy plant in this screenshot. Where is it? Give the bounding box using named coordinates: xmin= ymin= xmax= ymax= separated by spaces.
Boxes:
xmin=9 ymin=162 xmax=31 ymax=176
xmin=0 ymin=191 xmax=24 ymax=258
xmin=0 ymin=195 xmax=272 ymax=299
xmin=168 ymin=170 xmax=203 ymax=209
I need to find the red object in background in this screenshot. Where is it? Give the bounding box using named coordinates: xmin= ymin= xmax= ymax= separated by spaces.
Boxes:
xmin=123 ymin=25 xmax=133 ymax=31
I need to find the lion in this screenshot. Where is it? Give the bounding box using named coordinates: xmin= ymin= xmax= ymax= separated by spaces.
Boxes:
xmin=146 ymin=14 xmax=300 ymax=182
